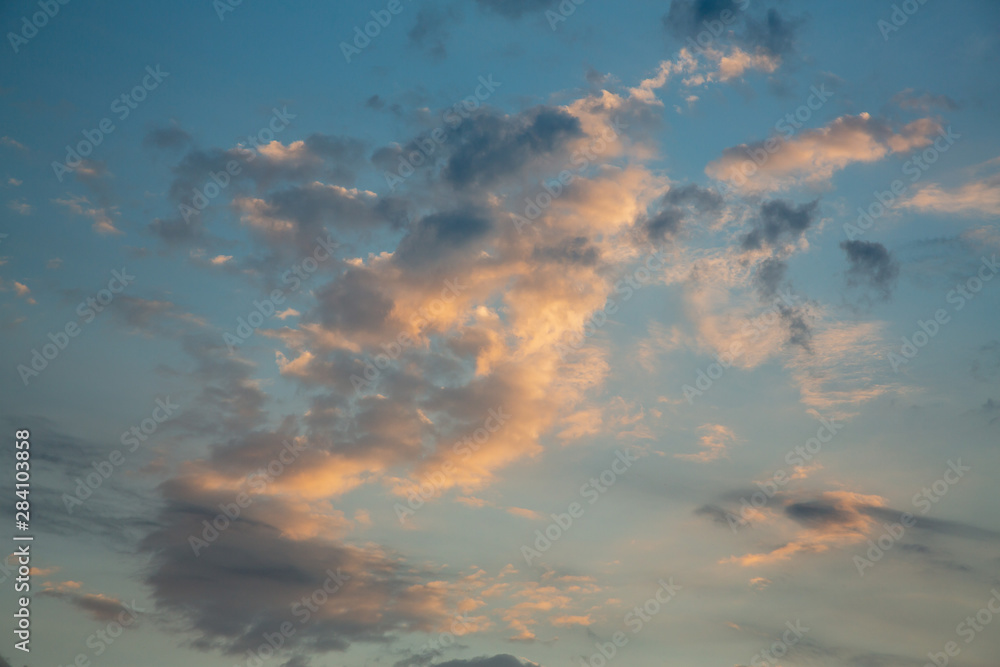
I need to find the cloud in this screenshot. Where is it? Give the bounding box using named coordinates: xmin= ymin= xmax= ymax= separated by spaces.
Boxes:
xmin=662 ymin=0 xmax=743 ymax=40
xmin=900 ymin=172 xmax=1000 ymax=217
xmin=409 ymin=5 xmax=462 ymax=59
xmin=641 ymin=183 xmax=722 ymax=241
xmin=741 ymin=8 xmax=802 ymax=58
xmin=724 ymin=491 xmax=887 ymax=566
xmin=784 ymin=321 xmax=897 ymax=417
xmin=706 ymin=113 xmax=943 ymax=192
xmin=0 ymin=136 xmax=27 ymax=151
xmin=443 ymin=107 xmax=584 ymax=188
xmin=741 ymin=199 xmax=819 ymax=250
xmin=840 ymin=240 xmax=899 ymax=301
xmin=891 ymin=88 xmax=959 ymax=111
xmin=431 ymin=656 xmax=539 ymax=667
xmin=41 ymin=583 xmax=139 ymax=623
xmin=143 ymin=120 xmax=193 ymax=150
xmin=675 ymin=423 xmax=737 ymax=462
xmin=54 ymin=194 xmax=122 ymax=235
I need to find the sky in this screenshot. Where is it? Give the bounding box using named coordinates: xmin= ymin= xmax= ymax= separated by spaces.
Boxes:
xmin=1 ymin=1 xmax=999 ymax=666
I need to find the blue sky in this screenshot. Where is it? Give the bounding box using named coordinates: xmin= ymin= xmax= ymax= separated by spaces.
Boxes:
xmin=1 ymin=1 xmax=999 ymax=666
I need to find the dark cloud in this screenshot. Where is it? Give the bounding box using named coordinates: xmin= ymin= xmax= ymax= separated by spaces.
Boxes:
xmin=742 ymin=199 xmax=818 ymax=250
xmin=532 ymin=236 xmax=599 ymax=266
xmin=140 ymin=493 xmax=450 ymax=658
xmin=780 ymin=302 xmax=812 ymax=351
xmin=393 ymin=208 xmax=493 ymax=268
xmin=862 ymin=506 xmax=1000 ymax=542
xmin=663 ymin=0 xmax=741 ymax=39
xmin=643 ymin=183 xmax=722 ymax=241
xmin=741 ymin=8 xmax=802 ymax=57
xmin=431 ymin=656 xmax=538 ymax=667
xmin=841 ymin=240 xmax=899 ymax=300
xmin=143 ymin=120 xmax=193 ymax=150
xmin=314 ymin=268 xmax=395 ymax=334
xmin=755 ymin=257 xmax=787 ymax=298
xmin=785 ymin=499 xmax=852 ymax=526
xmin=147 ymin=215 xmax=207 ymax=246
xmin=694 ymin=504 xmax=737 ymax=526
xmin=409 ymin=5 xmax=462 ymax=59
xmin=475 ymin=0 xmax=551 ymax=19
xmin=645 ymin=206 xmax=685 ymax=241
xmin=662 ymin=183 xmax=724 ymax=211
xmin=444 ymin=107 xmax=583 ymax=188
xmin=366 ymin=94 xmax=386 ymax=110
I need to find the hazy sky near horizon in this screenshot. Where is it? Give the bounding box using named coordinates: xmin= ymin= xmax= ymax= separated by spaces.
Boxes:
xmin=1 ymin=1 xmax=999 ymax=666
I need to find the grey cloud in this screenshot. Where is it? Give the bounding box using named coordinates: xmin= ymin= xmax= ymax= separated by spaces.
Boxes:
xmin=313 ymin=267 xmax=396 ymax=334
xmin=143 ymin=120 xmax=192 ymax=150
xmin=532 ymin=236 xmax=599 ymax=266
xmin=409 ymin=5 xmax=462 ymax=59
xmin=393 ymin=208 xmax=493 ymax=269
xmin=663 ymin=0 xmax=742 ymax=40
xmin=643 ymin=183 xmax=722 ymax=241
xmin=755 ymin=257 xmax=787 ymax=298
xmin=785 ymin=499 xmax=852 ymax=526
xmin=862 ymin=506 xmax=1000 ymax=542
xmin=444 ymin=107 xmax=583 ymax=188
xmin=742 ymin=199 xmax=818 ymax=250
xmin=891 ymin=88 xmax=960 ymax=111
xmin=432 ymin=656 xmax=539 ymax=667
xmin=841 ymin=240 xmax=899 ymax=300
xmin=741 ymin=8 xmax=803 ymax=57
